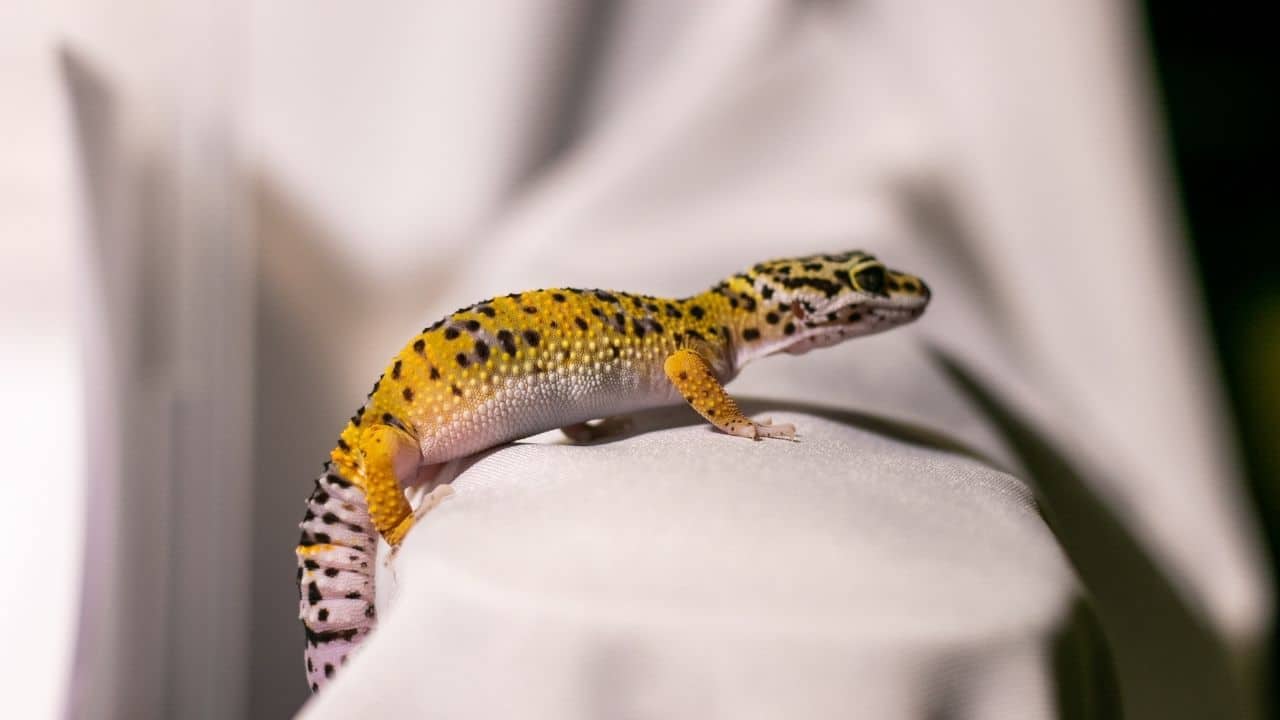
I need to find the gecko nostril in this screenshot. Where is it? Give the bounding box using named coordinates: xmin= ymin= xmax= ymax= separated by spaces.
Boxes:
xmin=919 ymin=280 xmax=931 ymax=299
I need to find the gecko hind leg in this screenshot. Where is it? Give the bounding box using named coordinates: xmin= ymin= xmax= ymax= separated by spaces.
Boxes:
xmin=561 ymin=416 xmax=634 ymax=442
xmin=387 ymin=483 xmax=455 ymax=565
xmin=664 ymin=349 xmax=797 ymax=441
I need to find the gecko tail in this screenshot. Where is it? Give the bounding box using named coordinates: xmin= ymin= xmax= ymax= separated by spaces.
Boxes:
xmin=296 ymin=465 xmax=378 ymax=693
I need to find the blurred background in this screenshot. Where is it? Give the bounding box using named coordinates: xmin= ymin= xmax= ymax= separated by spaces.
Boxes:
xmin=1 ymin=1 xmax=1275 ymax=718
xmin=1145 ymin=8 xmax=1280 ymax=714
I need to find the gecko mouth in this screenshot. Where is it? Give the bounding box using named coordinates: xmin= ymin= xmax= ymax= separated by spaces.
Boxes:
xmin=781 ymin=295 xmax=926 ymax=355
xmin=817 ymin=298 xmax=926 ymax=325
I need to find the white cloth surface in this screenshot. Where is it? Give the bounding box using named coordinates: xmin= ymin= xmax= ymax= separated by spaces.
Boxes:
xmin=280 ymin=1 xmax=1265 ymax=718
xmin=304 ymin=411 xmax=1071 ymax=720
xmin=25 ymin=0 xmax=1264 ymax=716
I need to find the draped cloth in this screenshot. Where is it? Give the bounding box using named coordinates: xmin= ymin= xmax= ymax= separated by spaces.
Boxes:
xmin=240 ymin=2 xmax=1266 ymax=718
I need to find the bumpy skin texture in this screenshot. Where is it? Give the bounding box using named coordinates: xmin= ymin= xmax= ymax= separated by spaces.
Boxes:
xmin=296 ymin=251 xmax=931 ymax=692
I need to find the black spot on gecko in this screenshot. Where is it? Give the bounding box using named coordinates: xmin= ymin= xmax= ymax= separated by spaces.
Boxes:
xmin=444 ymin=327 xmax=460 ymax=340
xmin=429 ymin=366 xmax=440 ymax=380
xmin=690 ymin=305 xmax=705 ymax=319
xmin=523 ymin=306 xmax=538 ymax=314
xmin=413 ymin=339 xmax=426 ymax=353
xmin=456 ymin=353 xmax=469 ymax=368
xmin=741 ymin=296 xmax=757 ymax=312
xmin=391 ymin=360 xmax=402 ymax=379
xmin=665 ymin=303 xmax=682 ymax=318
xmin=336 ymin=438 xmax=350 ymax=452
xmin=760 ymin=285 xmax=774 ymax=300
xmin=614 ymin=311 xmax=625 ymax=328
xmin=451 ymin=384 xmax=463 ymax=397
xmin=574 ymin=317 xmax=588 ymax=330
xmin=552 ymin=293 xmax=566 ymax=302
xmin=308 ymin=582 xmax=322 ymax=604
xmin=317 ymin=609 xmax=329 ymax=622
xmin=474 ymin=340 xmax=490 ymax=361
xmin=465 ymin=319 xmax=481 ymax=332
xmin=784 ymin=322 xmax=796 ymax=335
xmin=324 ymin=663 xmax=334 ymax=679
xmin=686 ymin=330 xmax=704 ymax=342
xmin=742 ymin=328 xmax=760 ymax=341
xmin=595 ymin=290 xmax=617 ymax=303
xmin=304 ymin=560 xmax=320 ymax=570
xmin=522 ymin=329 xmax=541 ymax=347
xmin=803 ymin=262 xmax=823 ymax=271
xmin=780 ymin=276 xmax=840 ymax=297
xmin=305 ymin=627 xmax=358 ymax=646
xmin=765 ymin=312 xmax=780 ymax=324
xmin=324 ymin=568 xmax=339 ymax=578
xmin=402 ymin=387 xmax=414 ymax=402
xmin=650 ymin=320 xmax=664 ymax=335
xmin=590 ymin=307 xmax=604 ymax=317
xmin=497 ymin=330 xmax=517 ymax=355
xmin=477 ymin=305 xmax=496 ymax=317
xmin=631 ymin=319 xmax=646 ymax=338
xmin=345 ymin=591 xmax=362 ymax=600
xmin=321 ymin=512 xmax=338 ymax=524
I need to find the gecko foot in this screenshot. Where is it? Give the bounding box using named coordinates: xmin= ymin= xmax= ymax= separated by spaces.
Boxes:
xmin=726 ymin=416 xmax=797 ymax=441
xmin=386 ymin=484 xmax=456 ymax=564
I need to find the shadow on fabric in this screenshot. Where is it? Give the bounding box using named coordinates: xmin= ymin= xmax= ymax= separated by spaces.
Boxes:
xmin=932 ymin=348 xmax=1256 ymax=720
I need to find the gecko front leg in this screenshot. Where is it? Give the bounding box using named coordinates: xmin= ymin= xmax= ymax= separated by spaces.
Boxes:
xmin=663 ymin=348 xmax=796 ymax=440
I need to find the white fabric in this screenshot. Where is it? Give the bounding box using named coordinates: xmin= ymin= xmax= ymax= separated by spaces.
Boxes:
xmin=282 ymin=1 xmax=1265 ymax=718
xmin=0 ymin=4 xmax=85 ymax=717
xmin=309 ymin=412 xmax=1071 ymax=720
xmin=28 ymin=0 xmax=1266 ymax=717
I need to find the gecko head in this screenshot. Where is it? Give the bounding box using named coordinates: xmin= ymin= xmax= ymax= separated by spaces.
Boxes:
xmin=729 ymin=250 xmax=931 ymax=359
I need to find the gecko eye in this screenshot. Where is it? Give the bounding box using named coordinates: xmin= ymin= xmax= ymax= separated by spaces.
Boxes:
xmin=854 ymin=266 xmax=886 ymax=294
